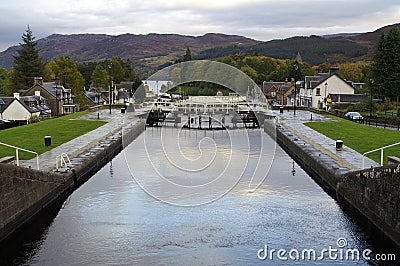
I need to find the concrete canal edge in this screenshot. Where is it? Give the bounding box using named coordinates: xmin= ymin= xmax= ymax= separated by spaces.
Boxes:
xmin=0 ymin=119 xmax=146 ymax=243
xmin=264 ymin=119 xmax=400 ymax=248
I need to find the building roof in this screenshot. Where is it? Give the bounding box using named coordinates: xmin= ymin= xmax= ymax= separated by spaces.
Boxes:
xmin=85 ymin=91 xmax=105 ymax=104
xmin=0 ymin=96 xmax=51 ymax=114
xmin=40 ymin=82 xmax=73 ymax=99
xmin=263 ymin=81 xmax=291 ymax=92
xmin=328 ymin=94 xmax=368 ymax=103
xmin=115 ymin=82 xmax=134 ymax=90
xmin=116 ymin=90 xmax=131 ymax=100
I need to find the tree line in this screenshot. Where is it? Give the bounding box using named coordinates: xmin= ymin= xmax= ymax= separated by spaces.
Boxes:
xmin=0 ymin=27 xmax=141 ymax=107
xmin=1 ymin=27 xmax=399 ymax=103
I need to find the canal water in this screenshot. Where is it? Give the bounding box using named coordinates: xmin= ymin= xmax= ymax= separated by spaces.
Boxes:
xmin=1 ymin=128 xmax=397 ymax=265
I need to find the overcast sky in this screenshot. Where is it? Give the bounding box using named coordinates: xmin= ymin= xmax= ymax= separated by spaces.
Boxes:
xmin=0 ymin=0 xmax=399 ymax=52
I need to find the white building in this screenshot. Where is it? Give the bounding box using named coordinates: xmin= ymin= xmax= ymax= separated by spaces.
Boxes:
xmin=286 ymin=73 xmax=355 ymax=110
xmin=0 ymin=92 xmax=51 ymax=121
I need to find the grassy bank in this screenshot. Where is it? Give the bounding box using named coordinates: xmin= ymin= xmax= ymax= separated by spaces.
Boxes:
xmin=0 ymin=111 xmax=106 ymax=160
xmin=305 ymin=115 xmax=400 ymax=163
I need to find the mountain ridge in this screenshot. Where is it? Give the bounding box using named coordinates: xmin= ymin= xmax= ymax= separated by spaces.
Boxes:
xmin=0 ymin=23 xmax=399 ymax=77
xmin=0 ymin=32 xmax=260 ymax=71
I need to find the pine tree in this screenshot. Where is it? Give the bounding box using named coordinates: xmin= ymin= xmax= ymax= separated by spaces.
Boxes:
xmin=183 ymin=47 xmax=193 ymax=61
xmin=11 ymin=26 xmax=44 ymax=91
xmin=371 ymin=28 xmax=400 ymax=100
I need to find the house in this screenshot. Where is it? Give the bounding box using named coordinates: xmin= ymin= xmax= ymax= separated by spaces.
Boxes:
xmin=0 ymin=92 xmax=51 ymax=121
xmin=290 ymin=72 xmax=355 ymax=109
xmin=22 ymin=77 xmax=79 ymax=116
xmin=113 ymin=82 xmax=134 ymax=105
xmin=262 ymin=81 xmax=293 ymax=105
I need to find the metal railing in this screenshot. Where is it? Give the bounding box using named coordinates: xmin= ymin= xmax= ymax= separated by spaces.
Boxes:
xmin=362 ymin=141 xmax=400 ymax=168
xmin=0 ymin=142 xmax=39 ymax=170
xmin=56 ymin=153 xmax=72 ymax=170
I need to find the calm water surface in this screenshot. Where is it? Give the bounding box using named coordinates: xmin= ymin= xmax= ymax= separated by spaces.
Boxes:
xmin=1 ymin=128 xmax=397 ymax=265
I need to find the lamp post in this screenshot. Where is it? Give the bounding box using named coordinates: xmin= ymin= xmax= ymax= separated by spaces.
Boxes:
xmin=108 ymin=63 xmax=112 ymax=115
xmin=324 ymin=82 xmax=328 ymax=111
xmin=370 ymin=79 xmax=374 ymax=120
xmin=293 ymin=61 xmax=299 ymax=116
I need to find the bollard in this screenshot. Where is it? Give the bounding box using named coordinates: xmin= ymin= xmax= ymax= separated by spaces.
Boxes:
xmin=310 ymin=113 xmax=313 ymax=121
xmin=44 ymin=136 xmax=51 ymax=146
xmin=335 ymin=140 xmax=343 ymax=151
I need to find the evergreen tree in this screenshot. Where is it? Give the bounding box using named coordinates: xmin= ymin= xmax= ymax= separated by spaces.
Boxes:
xmin=371 ymin=28 xmax=400 ymax=100
xmin=183 ymin=47 xmax=193 ymax=61
xmin=11 ymin=26 xmax=44 ymax=91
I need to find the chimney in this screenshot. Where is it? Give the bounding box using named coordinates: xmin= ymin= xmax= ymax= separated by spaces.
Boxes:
xmin=35 ymin=91 xmax=40 ymax=97
xmin=34 ymin=77 xmax=43 ymax=86
xmin=13 ymin=93 xmax=20 ymax=100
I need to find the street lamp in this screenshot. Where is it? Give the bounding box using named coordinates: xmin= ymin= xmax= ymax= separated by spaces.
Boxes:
xmin=324 ymin=82 xmax=328 ymax=111
xmin=108 ymin=63 xmax=112 ymax=115
xmin=370 ymin=79 xmax=374 ymax=120
xmin=293 ymin=61 xmax=299 ymax=116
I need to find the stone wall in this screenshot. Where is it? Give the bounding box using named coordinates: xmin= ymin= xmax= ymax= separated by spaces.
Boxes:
xmin=0 ymin=165 xmax=66 ymax=242
xmin=264 ymin=118 xmax=400 ymax=247
xmin=337 ymin=164 xmax=400 ymax=247
xmin=0 ymin=119 xmax=146 ymax=242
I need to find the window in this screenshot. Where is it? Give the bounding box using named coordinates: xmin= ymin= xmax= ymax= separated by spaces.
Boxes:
xmin=316 ymin=88 xmax=321 ymax=96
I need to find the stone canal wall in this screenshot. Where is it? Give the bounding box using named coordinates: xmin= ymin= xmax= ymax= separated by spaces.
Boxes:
xmin=0 ymin=165 xmax=66 ymax=242
xmin=264 ymin=118 xmax=400 ymax=247
xmin=0 ymin=119 xmax=145 ymax=242
xmin=337 ymin=164 xmax=400 ymax=247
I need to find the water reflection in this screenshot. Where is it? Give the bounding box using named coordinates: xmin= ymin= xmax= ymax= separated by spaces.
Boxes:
xmin=0 ymin=129 xmax=398 ymax=265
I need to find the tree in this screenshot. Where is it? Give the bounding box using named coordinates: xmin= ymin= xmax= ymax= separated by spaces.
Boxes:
xmin=0 ymin=68 xmax=11 ymax=96
xmin=11 ymin=26 xmax=44 ymax=91
xmin=183 ymin=47 xmax=193 ymax=61
xmin=49 ymin=56 xmax=85 ymax=106
xmin=371 ymin=28 xmax=400 ymax=100
xmin=91 ymin=64 xmax=110 ymax=89
xmin=338 ymin=62 xmax=364 ymax=82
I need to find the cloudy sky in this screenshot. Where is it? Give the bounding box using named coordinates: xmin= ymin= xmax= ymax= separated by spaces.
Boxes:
xmin=0 ymin=0 xmax=399 ymax=52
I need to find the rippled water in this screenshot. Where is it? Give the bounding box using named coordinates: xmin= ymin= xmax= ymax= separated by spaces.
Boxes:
xmin=1 ymin=128 xmax=397 ymax=265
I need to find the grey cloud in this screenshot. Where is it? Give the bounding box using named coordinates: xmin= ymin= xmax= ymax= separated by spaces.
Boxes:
xmin=0 ymin=0 xmax=399 ymax=51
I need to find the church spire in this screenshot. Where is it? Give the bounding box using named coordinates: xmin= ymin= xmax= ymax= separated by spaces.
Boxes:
xmin=295 ymin=51 xmax=302 ymax=62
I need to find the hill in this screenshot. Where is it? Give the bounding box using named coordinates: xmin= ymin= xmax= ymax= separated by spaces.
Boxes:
xmin=198 ymin=23 xmax=400 ymax=65
xmin=0 ymin=32 xmax=260 ymax=73
xmin=198 ymin=35 xmax=368 ymax=65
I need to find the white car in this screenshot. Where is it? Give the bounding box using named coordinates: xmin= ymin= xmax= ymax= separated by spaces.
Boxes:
xmin=345 ymin=112 xmax=363 ymax=122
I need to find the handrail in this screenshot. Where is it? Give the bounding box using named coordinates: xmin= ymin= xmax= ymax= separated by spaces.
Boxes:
xmin=362 ymin=141 xmax=400 ymax=168
xmin=0 ymin=142 xmax=39 ymax=170
xmin=56 ymin=153 xmax=72 ymax=170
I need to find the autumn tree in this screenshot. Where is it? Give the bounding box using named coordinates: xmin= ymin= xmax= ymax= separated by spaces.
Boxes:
xmin=46 ymin=56 xmax=85 ymax=106
xmin=338 ymin=62 xmax=365 ymax=82
xmin=11 ymin=26 xmax=44 ymax=91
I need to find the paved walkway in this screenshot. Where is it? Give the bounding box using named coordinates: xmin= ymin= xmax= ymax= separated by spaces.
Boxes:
xmin=21 ymin=109 xmax=146 ymax=171
xmin=275 ymin=110 xmax=379 ymax=171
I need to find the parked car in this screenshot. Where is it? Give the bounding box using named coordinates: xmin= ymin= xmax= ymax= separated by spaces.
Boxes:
xmin=345 ymin=112 xmax=363 ymax=122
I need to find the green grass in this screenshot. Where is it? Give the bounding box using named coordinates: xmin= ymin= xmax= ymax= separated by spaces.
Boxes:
xmin=304 ymin=115 xmax=400 ymax=163
xmin=0 ymin=111 xmax=106 ymax=160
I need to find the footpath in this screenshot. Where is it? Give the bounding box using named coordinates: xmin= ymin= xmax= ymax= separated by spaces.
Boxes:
xmin=21 ymin=109 xmax=146 ymax=171
xmin=276 ymin=110 xmax=379 ymax=172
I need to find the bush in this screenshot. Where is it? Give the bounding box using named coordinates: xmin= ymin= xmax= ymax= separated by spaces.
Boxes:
xmin=378 ymin=99 xmax=395 ymax=111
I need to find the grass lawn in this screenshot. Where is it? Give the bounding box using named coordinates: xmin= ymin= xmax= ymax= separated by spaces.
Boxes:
xmin=304 ymin=115 xmax=400 ymax=163
xmin=0 ymin=111 xmax=106 ymax=160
